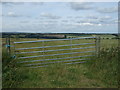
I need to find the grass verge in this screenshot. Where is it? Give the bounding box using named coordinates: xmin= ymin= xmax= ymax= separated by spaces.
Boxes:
xmin=84 ymin=47 xmax=119 ymax=88
xmin=2 ymin=47 xmax=119 ymax=88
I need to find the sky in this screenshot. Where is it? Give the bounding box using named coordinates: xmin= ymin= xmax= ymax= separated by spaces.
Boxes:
xmin=1 ymin=2 xmax=118 ymax=33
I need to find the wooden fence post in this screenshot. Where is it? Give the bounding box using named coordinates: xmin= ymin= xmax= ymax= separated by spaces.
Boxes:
xmin=96 ymin=36 xmax=100 ymax=57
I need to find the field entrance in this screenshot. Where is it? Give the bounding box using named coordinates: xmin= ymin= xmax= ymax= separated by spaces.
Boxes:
xmin=13 ymin=37 xmax=99 ymax=68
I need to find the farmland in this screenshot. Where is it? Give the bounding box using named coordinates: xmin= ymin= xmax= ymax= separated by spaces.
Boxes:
xmin=2 ymin=34 xmax=119 ymax=88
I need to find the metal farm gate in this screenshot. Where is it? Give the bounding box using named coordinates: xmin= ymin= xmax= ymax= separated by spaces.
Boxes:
xmin=12 ymin=37 xmax=100 ymax=68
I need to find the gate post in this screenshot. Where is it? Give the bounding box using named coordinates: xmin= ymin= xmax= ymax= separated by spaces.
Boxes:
xmin=6 ymin=35 xmax=11 ymax=55
xmin=95 ymin=36 xmax=100 ymax=57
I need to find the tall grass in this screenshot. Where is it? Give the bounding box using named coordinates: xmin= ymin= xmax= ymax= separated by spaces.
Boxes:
xmin=2 ymin=51 xmax=24 ymax=88
xmin=85 ymin=46 xmax=119 ymax=88
xmin=2 ymin=47 xmax=119 ymax=88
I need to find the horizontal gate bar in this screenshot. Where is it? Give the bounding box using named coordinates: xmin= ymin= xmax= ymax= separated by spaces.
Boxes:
xmin=18 ymin=50 xmax=95 ymax=59
xmin=65 ymin=61 xmax=86 ymax=64
xmin=18 ymin=55 xmax=95 ymax=63
xmin=16 ymin=46 xmax=95 ymax=54
xmin=14 ymin=37 xmax=96 ymax=44
xmin=25 ymin=58 xmax=89 ymax=66
xmin=15 ymin=43 xmax=95 ymax=50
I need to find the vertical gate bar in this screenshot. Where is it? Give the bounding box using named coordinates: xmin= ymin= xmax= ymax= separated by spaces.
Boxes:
xmin=70 ymin=38 xmax=72 ymax=51
xmin=13 ymin=42 xmax=16 ymax=59
xmin=98 ymin=36 xmax=100 ymax=57
xmin=70 ymin=38 xmax=72 ymax=53
xmin=6 ymin=37 xmax=8 ymax=54
xmin=95 ymin=37 xmax=98 ymax=57
xmin=42 ymin=41 xmax=45 ymax=60
xmin=8 ymin=35 xmax=11 ymax=55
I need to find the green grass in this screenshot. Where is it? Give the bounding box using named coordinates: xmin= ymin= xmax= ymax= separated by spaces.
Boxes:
xmin=84 ymin=47 xmax=119 ymax=88
xmin=100 ymin=39 xmax=118 ymax=48
xmin=2 ymin=51 xmax=22 ymax=88
xmin=2 ymin=37 xmax=119 ymax=88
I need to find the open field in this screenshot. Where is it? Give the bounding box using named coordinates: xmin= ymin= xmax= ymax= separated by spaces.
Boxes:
xmin=2 ymin=37 xmax=119 ymax=88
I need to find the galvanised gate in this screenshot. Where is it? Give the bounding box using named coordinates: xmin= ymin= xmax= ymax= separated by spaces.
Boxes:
xmin=13 ymin=37 xmax=100 ymax=68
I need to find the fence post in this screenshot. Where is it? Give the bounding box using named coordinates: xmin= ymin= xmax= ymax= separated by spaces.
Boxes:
xmin=13 ymin=42 xmax=16 ymax=59
xmin=6 ymin=35 xmax=11 ymax=55
xmin=96 ymin=36 xmax=100 ymax=57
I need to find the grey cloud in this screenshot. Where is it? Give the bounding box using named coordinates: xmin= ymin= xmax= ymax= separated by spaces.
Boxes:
xmin=99 ymin=16 xmax=112 ymax=23
xmin=86 ymin=15 xmax=112 ymax=24
xmin=6 ymin=12 xmax=23 ymax=17
xmin=46 ymin=20 xmax=58 ymax=23
xmin=31 ymin=2 xmax=44 ymax=5
xmin=39 ymin=20 xmax=58 ymax=24
xmin=107 ymin=18 xmax=118 ymax=24
xmin=98 ymin=16 xmax=113 ymax=24
xmin=71 ymin=22 xmax=102 ymax=26
xmin=76 ymin=19 xmax=99 ymax=24
xmin=70 ymin=2 xmax=94 ymax=11
xmin=86 ymin=15 xmax=99 ymax=19
xmin=20 ymin=21 xmax=30 ymax=23
xmin=97 ymin=6 xmax=118 ymax=13
xmin=75 ymin=15 xmax=113 ymax=25
xmin=40 ymin=13 xmax=61 ymax=19
xmin=85 ymin=15 xmax=112 ymax=21
xmin=75 ymin=16 xmax=83 ymax=18
xmin=61 ymin=20 xmax=69 ymax=22
xmin=33 ymin=20 xmax=58 ymax=25
xmin=0 ymin=14 xmax=2 ymax=16
xmin=113 ymin=19 xmax=118 ymax=23
xmin=4 ymin=12 xmax=31 ymax=18
xmin=67 ymin=16 xmax=73 ymax=18
xmin=100 ymin=16 xmax=111 ymax=20
xmin=2 ymin=2 xmax=24 ymax=6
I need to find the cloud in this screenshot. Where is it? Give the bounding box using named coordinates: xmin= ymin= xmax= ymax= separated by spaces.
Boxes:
xmin=67 ymin=16 xmax=73 ymax=18
xmin=2 ymin=2 xmax=24 ymax=6
xmin=75 ymin=15 xmax=113 ymax=26
xmin=76 ymin=19 xmax=99 ymax=24
xmin=4 ymin=11 xmax=31 ymax=18
xmin=87 ymin=15 xmax=112 ymax=22
xmin=37 ymin=20 xmax=58 ymax=24
xmin=80 ymin=22 xmax=94 ymax=26
xmin=70 ymin=2 xmax=94 ymax=11
xmin=6 ymin=12 xmax=22 ymax=17
xmin=61 ymin=20 xmax=69 ymax=22
xmin=31 ymin=2 xmax=44 ymax=5
xmin=8 ymin=12 xmax=15 ymax=16
xmin=97 ymin=6 xmax=118 ymax=13
xmin=97 ymin=16 xmax=113 ymax=24
xmin=99 ymin=16 xmax=111 ymax=22
xmin=113 ymin=19 xmax=119 ymax=23
xmin=72 ymin=22 xmax=102 ymax=26
xmin=40 ymin=12 xmax=61 ymax=19
xmin=20 ymin=20 xmax=30 ymax=23
xmin=46 ymin=20 xmax=58 ymax=23
xmin=2 ymin=2 xmax=44 ymax=7
xmin=75 ymin=16 xmax=83 ymax=18
xmin=0 ymin=14 xmax=2 ymax=17
xmin=100 ymin=16 xmax=111 ymax=19
xmin=86 ymin=15 xmax=99 ymax=19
